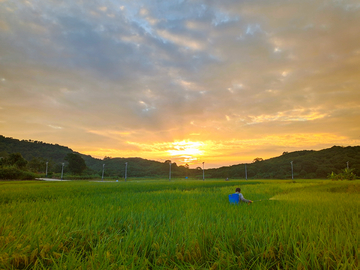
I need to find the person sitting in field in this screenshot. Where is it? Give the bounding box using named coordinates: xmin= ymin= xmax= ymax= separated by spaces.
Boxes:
xmin=234 ymin=187 xmax=252 ymax=204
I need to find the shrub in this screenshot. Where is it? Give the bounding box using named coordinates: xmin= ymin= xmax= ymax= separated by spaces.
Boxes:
xmin=0 ymin=166 xmax=36 ymax=180
xmin=328 ymin=168 xmax=357 ymax=181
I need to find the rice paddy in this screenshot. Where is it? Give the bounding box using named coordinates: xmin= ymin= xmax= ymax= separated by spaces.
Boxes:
xmin=0 ymin=179 xmax=359 ymax=269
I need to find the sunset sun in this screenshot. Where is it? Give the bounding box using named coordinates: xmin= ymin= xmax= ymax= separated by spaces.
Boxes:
xmin=167 ymin=141 xmax=204 ymax=164
xmin=167 ymin=141 xmax=204 ymax=156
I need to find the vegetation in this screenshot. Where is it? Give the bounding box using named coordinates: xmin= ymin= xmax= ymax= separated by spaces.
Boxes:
xmin=64 ymin=153 xmax=87 ymax=175
xmin=0 ymin=135 xmax=73 ymax=164
xmin=0 ymin=153 xmax=36 ymax=180
xmin=0 ymin=135 xmax=359 ymax=180
xmin=328 ymin=168 xmax=357 ymax=181
xmin=0 ymin=179 xmax=358 ymax=269
xmin=0 ymin=166 xmax=36 ymax=180
xmin=207 ymin=146 xmax=360 ymax=179
xmin=0 ymin=153 xmax=28 ymax=170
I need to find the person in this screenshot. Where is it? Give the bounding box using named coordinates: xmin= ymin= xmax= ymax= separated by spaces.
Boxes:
xmin=235 ymin=187 xmax=252 ymax=204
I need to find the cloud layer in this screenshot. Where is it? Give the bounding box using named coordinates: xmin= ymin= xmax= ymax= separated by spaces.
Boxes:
xmin=1 ymin=0 xmax=359 ymax=167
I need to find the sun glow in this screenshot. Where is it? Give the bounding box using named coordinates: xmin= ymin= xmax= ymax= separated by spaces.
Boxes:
xmin=167 ymin=140 xmax=205 ymax=165
xmin=167 ymin=140 xmax=204 ymax=156
xmin=122 ymin=140 xmax=206 ymax=165
xmin=77 ymin=132 xmax=360 ymax=168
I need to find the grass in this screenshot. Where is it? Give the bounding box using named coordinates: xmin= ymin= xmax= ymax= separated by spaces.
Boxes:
xmin=0 ymin=179 xmax=359 ymax=269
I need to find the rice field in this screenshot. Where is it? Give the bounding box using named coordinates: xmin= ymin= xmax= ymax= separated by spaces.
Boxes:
xmin=0 ymin=179 xmax=359 ymax=269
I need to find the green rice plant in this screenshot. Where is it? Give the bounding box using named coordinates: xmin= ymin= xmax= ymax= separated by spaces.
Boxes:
xmin=0 ymin=179 xmax=358 ymax=269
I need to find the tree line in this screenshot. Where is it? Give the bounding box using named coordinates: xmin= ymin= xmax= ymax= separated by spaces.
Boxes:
xmin=0 ymin=135 xmax=359 ymax=180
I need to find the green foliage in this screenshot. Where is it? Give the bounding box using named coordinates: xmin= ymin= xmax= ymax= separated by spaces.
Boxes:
xmin=0 ymin=153 xmax=36 ymax=180
xmin=0 ymin=166 xmax=36 ymax=180
xmin=0 ymin=179 xmax=358 ymax=269
xmin=0 ymin=151 xmax=8 ymax=159
xmin=0 ymin=153 xmax=28 ymax=169
xmin=328 ymin=168 xmax=357 ymax=181
xmin=64 ymin=153 xmax=87 ymax=175
xmin=27 ymin=157 xmax=50 ymax=173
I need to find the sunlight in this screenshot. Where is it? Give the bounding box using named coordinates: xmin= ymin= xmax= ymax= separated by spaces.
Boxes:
xmin=167 ymin=140 xmax=204 ymax=157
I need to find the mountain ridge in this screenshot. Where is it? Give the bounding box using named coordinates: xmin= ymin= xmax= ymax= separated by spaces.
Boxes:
xmin=1 ymin=135 xmax=359 ymax=179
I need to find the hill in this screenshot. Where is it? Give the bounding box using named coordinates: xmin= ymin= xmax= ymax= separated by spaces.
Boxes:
xmin=0 ymin=135 xmax=73 ymax=163
xmin=207 ymin=146 xmax=360 ymax=179
xmin=0 ymin=135 xmax=189 ymax=178
xmin=0 ymin=135 xmax=359 ymax=179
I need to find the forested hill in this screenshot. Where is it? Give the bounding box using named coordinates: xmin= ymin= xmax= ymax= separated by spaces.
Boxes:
xmin=0 ymin=135 xmax=74 ymax=163
xmin=1 ymin=135 xmax=359 ymax=179
xmin=207 ymin=146 xmax=360 ymax=179
xmin=0 ymin=135 xmax=187 ymax=177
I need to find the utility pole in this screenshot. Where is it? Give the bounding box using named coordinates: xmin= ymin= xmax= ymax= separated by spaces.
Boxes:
xmin=101 ymin=164 xmax=105 ymax=181
xmin=125 ymin=162 xmax=128 ymax=182
xmin=245 ymin=164 xmax=248 ymax=180
xmin=45 ymin=162 xmax=48 ymax=177
xmin=169 ymin=161 xmax=171 ymax=181
xmin=202 ymin=162 xmax=205 ymax=181
xmin=61 ymin=163 xmax=64 ymax=180
xmin=347 ymin=161 xmax=349 ymax=169
xmin=290 ymin=161 xmax=294 ymax=180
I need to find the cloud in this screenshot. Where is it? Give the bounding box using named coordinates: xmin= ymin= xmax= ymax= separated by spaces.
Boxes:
xmin=0 ymin=0 xmax=359 ymax=167
xmin=48 ymin=125 xmax=63 ymax=130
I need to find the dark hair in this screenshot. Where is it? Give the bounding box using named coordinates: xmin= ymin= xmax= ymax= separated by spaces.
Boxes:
xmin=235 ymin=187 xmax=241 ymax=193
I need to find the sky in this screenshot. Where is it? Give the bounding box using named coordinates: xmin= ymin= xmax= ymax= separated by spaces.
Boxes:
xmin=1 ymin=0 xmax=360 ymax=168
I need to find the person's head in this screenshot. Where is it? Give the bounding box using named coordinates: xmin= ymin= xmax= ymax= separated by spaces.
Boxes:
xmin=235 ymin=187 xmax=241 ymax=193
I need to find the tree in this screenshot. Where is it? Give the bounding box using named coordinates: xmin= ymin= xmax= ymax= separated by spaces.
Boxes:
xmin=65 ymin=153 xmax=87 ymax=175
xmin=253 ymin=157 xmax=264 ymax=163
xmin=2 ymin=153 xmax=28 ymax=169
xmin=28 ymin=157 xmax=47 ymax=173
xmin=0 ymin=151 xmax=8 ymax=159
